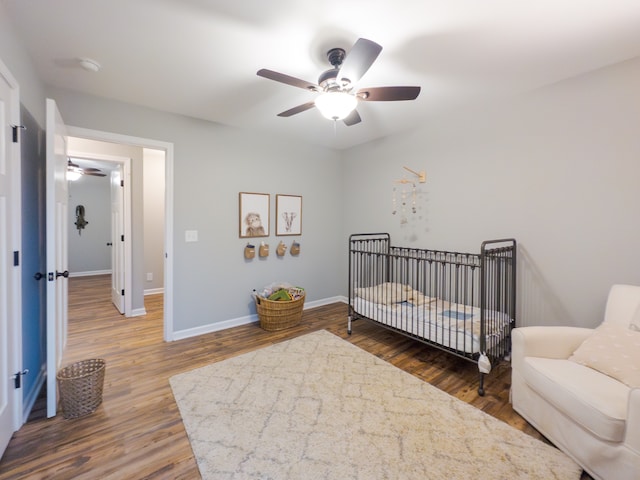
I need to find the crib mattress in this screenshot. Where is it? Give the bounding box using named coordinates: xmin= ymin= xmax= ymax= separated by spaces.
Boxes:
xmin=351 ymin=297 xmax=511 ymax=354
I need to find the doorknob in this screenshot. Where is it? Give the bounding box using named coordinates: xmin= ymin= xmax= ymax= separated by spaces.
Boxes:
xmin=55 ymin=270 xmax=69 ymax=278
xmin=34 ymin=272 xmax=45 ymax=281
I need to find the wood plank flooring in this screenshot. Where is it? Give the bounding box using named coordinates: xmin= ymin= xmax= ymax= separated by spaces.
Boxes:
xmin=0 ymin=275 xmax=588 ymax=479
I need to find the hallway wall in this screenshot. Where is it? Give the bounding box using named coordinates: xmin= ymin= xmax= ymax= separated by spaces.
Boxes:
xmin=68 ymin=175 xmax=111 ymax=274
xmin=143 ymin=148 xmax=165 ymax=292
xmin=67 ymin=137 xmax=146 ymax=314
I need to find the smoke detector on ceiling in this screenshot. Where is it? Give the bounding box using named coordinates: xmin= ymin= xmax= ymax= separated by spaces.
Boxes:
xmin=78 ymin=58 xmax=101 ymax=72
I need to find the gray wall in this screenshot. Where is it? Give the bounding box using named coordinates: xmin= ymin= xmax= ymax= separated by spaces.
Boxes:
xmin=68 ymin=176 xmax=111 ymax=273
xmin=47 ymin=86 xmax=344 ymax=332
xmin=143 ymin=148 xmax=165 ymax=292
xmin=66 ymin=147 xmax=167 ymax=296
xmin=3 ymin=1 xmax=639 ymax=337
xmin=342 ymin=56 xmax=640 ymax=329
xmin=0 ymin=4 xmax=45 ymax=124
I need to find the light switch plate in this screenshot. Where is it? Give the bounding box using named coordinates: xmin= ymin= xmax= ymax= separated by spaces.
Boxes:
xmin=185 ymin=230 xmax=198 ymax=242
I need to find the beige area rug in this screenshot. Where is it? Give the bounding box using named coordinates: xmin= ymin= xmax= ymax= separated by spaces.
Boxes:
xmin=170 ymin=330 xmax=581 ymax=479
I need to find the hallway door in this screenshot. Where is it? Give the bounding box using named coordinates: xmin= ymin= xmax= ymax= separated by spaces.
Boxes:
xmin=45 ymin=98 xmax=69 ymax=418
xmin=110 ymin=165 xmax=125 ymax=313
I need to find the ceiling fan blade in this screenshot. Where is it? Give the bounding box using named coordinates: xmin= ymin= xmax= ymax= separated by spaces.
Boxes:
xmin=277 ymin=101 xmax=316 ymax=117
xmin=84 ymin=172 xmax=107 ymax=177
xmin=337 ymin=38 xmax=382 ymax=85
xmin=257 ymin=69 xmax=320 ymax=92
xmin=343 ymin=109 xmax=361 ymax=126
xmin=68 ymin=158 xmax=104 ymax=174
xmin=357 ymin=86 xmax=421 ymax=102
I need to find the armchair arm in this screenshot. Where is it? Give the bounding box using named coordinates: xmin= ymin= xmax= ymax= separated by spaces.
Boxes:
xmin=512 ymin=326 xmax=593 ymax=371
xmin=626 ymin=388 xmax=640 ymax=455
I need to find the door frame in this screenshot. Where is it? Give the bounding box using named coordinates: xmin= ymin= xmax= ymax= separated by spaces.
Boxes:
xmin=45 ymin=98 xmax=69 ymax=418
xmin=0 ymin=55 xmax=23 ymax=451
xmin=67 ymin=151 xmax=132 ymax=316
xmin=66 ymin=126 xmax=174 ymax=340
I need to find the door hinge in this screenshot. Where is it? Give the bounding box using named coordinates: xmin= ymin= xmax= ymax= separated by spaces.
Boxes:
xmin=121 ymin=289 xmax=125 ymax=296
xmin=13 ymin=251 xmax=19 ymax=266
xmin=14 ymin=370 xmax=29 ymax=389
xmin=121 ymin=234 xmax=124 ymax=241
xmin=11 ymin=125 xmax=25 ymax=143
xmin=120 ymin=179 xmax=124 ymax=187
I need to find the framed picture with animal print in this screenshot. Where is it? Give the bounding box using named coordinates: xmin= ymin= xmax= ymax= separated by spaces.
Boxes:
xmin=239 ymin=192 xmax=269 ymax=238
xmin=276 ymin=194 xmax=302 ymax=236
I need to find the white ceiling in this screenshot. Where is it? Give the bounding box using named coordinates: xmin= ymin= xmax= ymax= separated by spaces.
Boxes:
xmin=5 ymin=0 xmax=640 ymax=150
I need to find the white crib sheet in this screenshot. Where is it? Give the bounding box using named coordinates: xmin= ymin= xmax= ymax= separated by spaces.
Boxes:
xmin=352 ymin=296 xmax=511 ymax=354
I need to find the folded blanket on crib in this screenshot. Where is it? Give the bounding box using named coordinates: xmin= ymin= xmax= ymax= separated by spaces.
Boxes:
xmin=355 ymin=283 xmax=435 ymax=306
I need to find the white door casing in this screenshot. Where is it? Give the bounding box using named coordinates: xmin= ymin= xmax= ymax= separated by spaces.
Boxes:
xmin=45 ymin=99 xmax=69 ymax=418
xmin=66 ymin=125 xmax=173 ymax=340
xmin=67 ymin=150 xmax=132 ymax=316
xmin=0 ymin=58 xmax=22 ymax=458
xmin=111 ymin=165 xmax=125 ymax=314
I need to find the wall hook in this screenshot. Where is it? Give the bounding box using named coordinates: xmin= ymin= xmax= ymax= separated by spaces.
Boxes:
xmin=400 ymin=166 xmax=426 ymax=183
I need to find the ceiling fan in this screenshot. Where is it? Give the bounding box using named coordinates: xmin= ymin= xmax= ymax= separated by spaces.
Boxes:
xmin=257 ymin=38 xmax=420 ymax=126
xmin=67 ymin=159 xmax=106 ymax=180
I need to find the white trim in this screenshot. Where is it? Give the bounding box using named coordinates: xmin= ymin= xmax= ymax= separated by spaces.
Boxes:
xmin=130 ymin=307 xmax=147 ymax=317
xmin=66 ymin=126 xmax=174 ymax=341
xmin=144 ymin=288 xmax=164 ymax=296
xmin=22 ymin=367 xmax=45 ymax=423
xmin=171 ymin=296 xmax=347 ymax=341
xmin=69 ymin=270 xmax=111 ymax=277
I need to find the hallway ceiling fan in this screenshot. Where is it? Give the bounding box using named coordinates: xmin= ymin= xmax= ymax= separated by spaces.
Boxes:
xmin=257 ymin=38 xmax=421 ymax=126
xmin=67 ymin=158 xmax=106 ymax=180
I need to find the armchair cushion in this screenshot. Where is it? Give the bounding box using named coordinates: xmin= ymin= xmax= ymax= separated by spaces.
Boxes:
xmin=523 ymin=356 xmax=629 ymax=442
xmin=569 ymin=322 xmax=640 ymax=388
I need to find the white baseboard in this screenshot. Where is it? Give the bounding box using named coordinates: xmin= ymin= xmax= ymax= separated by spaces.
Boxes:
xmin=69 ymin=270 xmax=111 ymax=277
xmin=170 ymin=295 xmax=347 ymax=341
xmin=22 ymin=366 xmax=46 ymax=423
xmin=144 ymin=288 xmax=164 ymax=296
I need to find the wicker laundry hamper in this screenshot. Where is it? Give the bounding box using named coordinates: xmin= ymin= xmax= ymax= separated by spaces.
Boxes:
xmin=57 ymin=358 xmax=106 ymax=419
xmin=256 ymin=294 xmax=305 ymax=331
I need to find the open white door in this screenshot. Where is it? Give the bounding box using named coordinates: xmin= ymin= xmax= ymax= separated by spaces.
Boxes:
xmin=45 ymin=98 xmax=69 ymax=418
xmin=110 ymin=166 xmax=125 ymax=314
xmin=0 ymin=60 xmax=21 ymax=457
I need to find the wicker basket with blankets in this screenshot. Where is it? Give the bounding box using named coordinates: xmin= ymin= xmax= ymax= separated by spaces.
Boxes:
xmin=254 ymin=283 xmax=305 ymax=331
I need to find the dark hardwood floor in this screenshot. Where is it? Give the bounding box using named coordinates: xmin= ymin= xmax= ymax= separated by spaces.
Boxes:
xmin=0 ymin=275 xmax=588 ymax=479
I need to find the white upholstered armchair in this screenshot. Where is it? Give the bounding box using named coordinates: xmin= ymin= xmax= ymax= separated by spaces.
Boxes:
xmin=511 ymin=284 xmax=640 ymax=480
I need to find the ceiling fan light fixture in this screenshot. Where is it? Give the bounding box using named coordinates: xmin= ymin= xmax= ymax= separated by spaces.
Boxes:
xmin=314 ymin=91 xmax=357 ymax=121
xmin=67 ymin=169 xmax=82 ymax=181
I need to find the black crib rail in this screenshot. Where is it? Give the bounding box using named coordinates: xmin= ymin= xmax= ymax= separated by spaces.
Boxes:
xmin=348 ymin=233 xmax=516 ymax=395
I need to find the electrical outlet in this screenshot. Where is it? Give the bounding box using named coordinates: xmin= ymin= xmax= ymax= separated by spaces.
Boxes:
xmin=146 ymin=273 xmax=153 ymax=281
